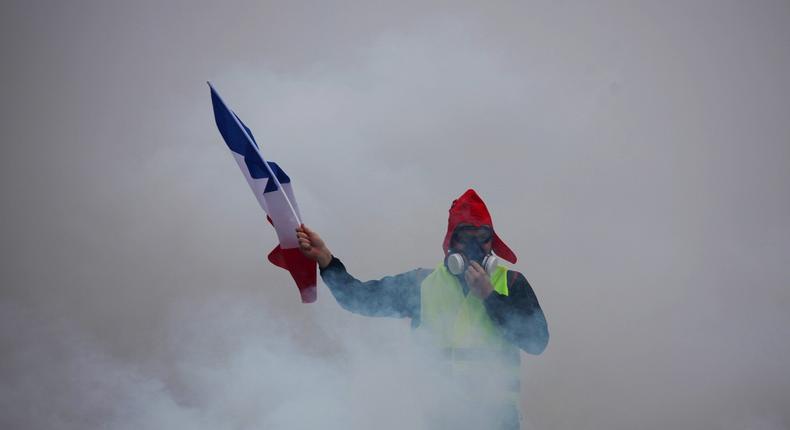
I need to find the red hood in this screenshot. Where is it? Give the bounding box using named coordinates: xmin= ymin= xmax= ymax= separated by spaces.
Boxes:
xmin=442 ymin=189 xmax=517 ymax=264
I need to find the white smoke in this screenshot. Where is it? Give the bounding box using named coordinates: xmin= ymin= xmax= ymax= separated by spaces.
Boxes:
xmin=1 ymin=294 xmax=516 ymax=430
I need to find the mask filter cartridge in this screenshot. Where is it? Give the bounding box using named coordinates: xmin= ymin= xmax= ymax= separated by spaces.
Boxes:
xmin=444 ymin=251 xmax=499 ymax=276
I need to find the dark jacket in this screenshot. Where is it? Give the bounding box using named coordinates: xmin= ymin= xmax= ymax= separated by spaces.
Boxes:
xmin=320 ymin=257 xmax=549 ymax=355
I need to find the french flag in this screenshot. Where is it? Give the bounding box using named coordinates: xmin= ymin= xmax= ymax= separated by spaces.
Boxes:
xmin=209 ymin=82 xmax=317 ymax=303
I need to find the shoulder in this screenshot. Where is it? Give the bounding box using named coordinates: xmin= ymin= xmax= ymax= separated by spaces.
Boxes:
xmin=504 ymin=269 xmax=534 ymax=292
xmin=413 ymin=267 xmax=435 ymax=282
xmin=382 ymin=266 xmax=434 ymax=285
xmin=505 ymin=269 xmax=527 ymax=283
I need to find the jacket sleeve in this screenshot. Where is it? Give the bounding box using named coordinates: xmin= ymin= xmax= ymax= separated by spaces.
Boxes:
xmin=319 ymin=256 xmax=430 ymax=319
xmin=484 ymin=271 xmax=549 ymax=355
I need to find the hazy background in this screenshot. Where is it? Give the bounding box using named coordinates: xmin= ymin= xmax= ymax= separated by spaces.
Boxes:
xmin=2 ymin=1 xmax=790 ymax=429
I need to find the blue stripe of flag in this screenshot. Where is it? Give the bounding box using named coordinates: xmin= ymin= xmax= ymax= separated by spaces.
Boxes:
xmin=209 ymin=84 xmax=290 ymax=192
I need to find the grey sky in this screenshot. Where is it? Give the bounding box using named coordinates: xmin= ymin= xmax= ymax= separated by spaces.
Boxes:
xmin=2 ymin=1 xmax=790 ymax=429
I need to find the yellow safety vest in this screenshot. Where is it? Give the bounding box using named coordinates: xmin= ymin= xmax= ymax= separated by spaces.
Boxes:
xmin=419 ymin=263 xmax=522 ymax=410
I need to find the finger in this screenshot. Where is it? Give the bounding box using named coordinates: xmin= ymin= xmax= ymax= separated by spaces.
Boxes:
xmin=469 ymin=261 xmax=483 ymax=272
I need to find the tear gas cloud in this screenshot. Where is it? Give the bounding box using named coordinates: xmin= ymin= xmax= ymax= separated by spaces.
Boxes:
xmin=1 ymin=295 xmax=514 ymax=429
xmin=2 ymin=1 xmax=790 ymax=429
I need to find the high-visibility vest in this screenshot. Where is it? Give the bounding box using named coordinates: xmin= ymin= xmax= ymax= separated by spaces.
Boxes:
xmin=419 ymin=263 xmax=522 ymax=408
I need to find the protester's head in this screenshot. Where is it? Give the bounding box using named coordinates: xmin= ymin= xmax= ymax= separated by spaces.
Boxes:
xmin=442 ymin=189 xmax=517 ymax=264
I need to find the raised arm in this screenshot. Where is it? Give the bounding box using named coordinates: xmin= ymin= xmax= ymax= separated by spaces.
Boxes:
xmin=320 ymin=257 xmax=429 ymax=318
xmin=296 ymin=225 xmax=428 ymax=318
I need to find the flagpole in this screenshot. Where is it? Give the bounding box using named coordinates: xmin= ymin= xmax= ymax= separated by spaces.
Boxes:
xmin=208 ymin=82 xmax=302 ymax=226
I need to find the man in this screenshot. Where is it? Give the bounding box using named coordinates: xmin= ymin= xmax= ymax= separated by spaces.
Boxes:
xmin=296 ymin=189 xmax=548 ymax=429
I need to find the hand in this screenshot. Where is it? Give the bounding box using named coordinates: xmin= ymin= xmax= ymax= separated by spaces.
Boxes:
xmin=296 ymin=224 xmax=333 ymax=269
xmin=465 ymin=261 xmax=494 ymax=299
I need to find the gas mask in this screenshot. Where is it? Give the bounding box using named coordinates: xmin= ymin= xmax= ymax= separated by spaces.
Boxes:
xmin=444 ymin=232 xmax=499 ymax=276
